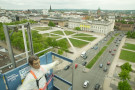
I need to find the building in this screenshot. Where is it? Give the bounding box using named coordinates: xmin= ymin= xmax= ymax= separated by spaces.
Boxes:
xmin=40 ymin=18 xmax=68 ymax=27
xmin=0 ymin=16 xmax=12 ymax=23
xmin=42 ymin=9 xmax=48 ymax=15
xmin=115 ymin=22 xmax=134 ymax=31
xmin=68 ymin=19 xmax=114 ymax=34
xmin=29 ymin=15 xmax=43 ymax=21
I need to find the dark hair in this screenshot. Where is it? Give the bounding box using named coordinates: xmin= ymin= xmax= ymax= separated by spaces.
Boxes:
xmin=28 ymin=55 xmax=39 ymax=65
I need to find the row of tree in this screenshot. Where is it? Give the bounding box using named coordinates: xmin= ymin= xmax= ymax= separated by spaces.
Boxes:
xmin=0 ymin=20 xmax=68 ymax=56
xmin=118 ymin=62 xmax=132 ymax=90
xmin=116 ymin=20 xmax=134 ymax=24
xmin=126 ymin=31 xmax=135 ymax=38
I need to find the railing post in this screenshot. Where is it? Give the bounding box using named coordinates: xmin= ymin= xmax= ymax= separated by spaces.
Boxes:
xmin=3 ymin=25 xmax=16 ymax=68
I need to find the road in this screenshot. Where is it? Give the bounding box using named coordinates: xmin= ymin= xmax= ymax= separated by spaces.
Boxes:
xmin=54 ymin=31 xmax=126 ymax=90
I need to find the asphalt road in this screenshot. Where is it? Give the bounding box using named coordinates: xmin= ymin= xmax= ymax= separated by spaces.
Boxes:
xmin=54 ymin=31 xmax=126 ymax=90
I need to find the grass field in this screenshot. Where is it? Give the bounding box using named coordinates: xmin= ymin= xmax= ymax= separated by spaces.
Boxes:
xmin=119 ymin=50 xmax=135 ymax=62
xmin=42 ymin=33 xmax=61 ymax=39
xmin=58 ymin=38 xmax=71 ymax=48
xmin=86 ymin=46 xmax=107 ymax=69
xmin=33 ymin=27 xmax=50 ymax=31
xmin=51 ymin=31 xmax=64 ymax=35
xmin=123 ymin=43 xmax=135 ymax=51
xmin=69 ymin=38 xmax=89 ymax=48
xmin=73 ymin=33 xmax=92 ymax=36
xmin=107 ymin=37 xmax=115 ymax=45
xmin=73 ymin=37 xmax=96 ymax=41
xmin=64 ymin=31 xmax=76 ymax=35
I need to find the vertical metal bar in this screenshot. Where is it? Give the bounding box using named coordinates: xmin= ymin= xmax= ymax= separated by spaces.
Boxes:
xmin=72 ymin=62 xmax=75 ymax=90
xmin=27 ymin=23 xmax=34 ymax=55
xmin=22 ymin=25 xmax=29 ymax=62
xmin=3 ymin=25 xmax=16 ymax=68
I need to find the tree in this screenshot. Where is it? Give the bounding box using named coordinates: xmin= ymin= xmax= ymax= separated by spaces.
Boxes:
xmin=118 ymin=81 xmax=132 ymax=90
xmin=119 ymin=69 xmax=130 ymax=81
xmin=121 ymin=62 xmax=132 ymax=72
xmin=74 ymin=27 xmax=81 ymax=31
xmin=57 ymin=39 xmax=68 ymax=50
xmin=0 ymin=23 xmax=5 ymax=41
xmin=48 ymin=21 xmax=55 ymax=27
xmin=58 ymin=49 xmax=63 ymax=55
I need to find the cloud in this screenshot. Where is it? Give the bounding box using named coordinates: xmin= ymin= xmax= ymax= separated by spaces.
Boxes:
xmin=0 ymin=0 xmax=135 ymax=10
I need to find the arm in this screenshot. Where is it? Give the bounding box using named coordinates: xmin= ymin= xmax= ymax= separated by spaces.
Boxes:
xmin=42 ymin=61 xmax=59 ymax=72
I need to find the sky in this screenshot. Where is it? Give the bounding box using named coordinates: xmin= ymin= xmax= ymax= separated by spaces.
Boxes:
xmin=0 ymin=0 xmax=135 ymax=10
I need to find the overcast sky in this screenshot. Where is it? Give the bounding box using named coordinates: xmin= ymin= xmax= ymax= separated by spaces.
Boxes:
xmin=0 ymin=0 xmax=135 ymax=10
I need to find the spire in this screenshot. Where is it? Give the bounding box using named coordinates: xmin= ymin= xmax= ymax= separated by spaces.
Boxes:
xmin=50 ymin=5 xmax=52 ymax=11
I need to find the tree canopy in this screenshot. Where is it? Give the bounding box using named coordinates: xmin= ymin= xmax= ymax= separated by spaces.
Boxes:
xmin=118 ymin=81 xmax=132 ymax=90
xmin=126 ymin=31 xmax=135 ymax=38
xmin=48 ymin=21 xmax=55 ymax=27
xmin=119 ymin=69 xmax=130 ymax=81
xmin=74 ymin=27 xmax=81 ymax=31
xmin=121 ymin=62 xmax=132 ymax=72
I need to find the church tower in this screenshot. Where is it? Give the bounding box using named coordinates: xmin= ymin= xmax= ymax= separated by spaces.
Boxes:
xmin=49 ymin=5 xmax=52 ymax=11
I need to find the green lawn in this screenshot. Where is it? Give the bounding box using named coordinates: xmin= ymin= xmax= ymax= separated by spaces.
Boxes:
xmin=69 ymin=38 xmax=89 ymax=48
xmin=86 ymin=46 xmax=107 ymax=69
xmin=119 ymin=50 xmax=135 ymax=62
xmin=64 ymin=31 xmax=75 ymax=35
xmin=42 ymin=33 xmax=49 ymax=36
xmin=51 ymin=31 xmax=64 ymax=35
xmin=107 ymin=37 xmax=115 ymax=45
xmin=58 ymin=38 xmax=71 ymax=48
xmin=42 ymin=33 xmax=61 ymax=39
xmin=73 ymin=33 xmax=92 ymax=36
xmin=73 ymin=37 xmax=96 ymax=41
xmin=33 ymin=27 xmax=50 ymax=31
xmin=123 ymin=43 xmax=135 ymax=51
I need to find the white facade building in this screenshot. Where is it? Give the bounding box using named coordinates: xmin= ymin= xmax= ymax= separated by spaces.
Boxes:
xmin=42 ymin=9 xmax=48 ymax=15
xmin=0 ymin=16 xmax=12 ymax=23
xmin=68 ymin=17 xmax=115 ymax=34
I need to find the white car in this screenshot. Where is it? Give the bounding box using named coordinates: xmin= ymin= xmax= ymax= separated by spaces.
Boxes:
xmin=83 ymin=80 xmax=89 ymax=88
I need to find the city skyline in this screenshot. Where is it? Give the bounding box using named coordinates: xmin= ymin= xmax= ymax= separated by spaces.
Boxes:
xmin=0 ymin=0 xmax=135 ymax=10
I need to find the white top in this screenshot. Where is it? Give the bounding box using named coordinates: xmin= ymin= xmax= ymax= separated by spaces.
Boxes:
xmin=17 ymin=61 xmax=57 ymax=90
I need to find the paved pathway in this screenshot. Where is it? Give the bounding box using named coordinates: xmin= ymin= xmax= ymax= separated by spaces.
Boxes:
xmin=121 ymin=48 xmax=135 ymax=52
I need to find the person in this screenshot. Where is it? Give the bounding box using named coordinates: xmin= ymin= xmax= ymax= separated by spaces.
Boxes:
xmin=17 ymin=55 xmax=59 ymax=90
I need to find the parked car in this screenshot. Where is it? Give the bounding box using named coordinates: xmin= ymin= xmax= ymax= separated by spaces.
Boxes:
xmin=64 ymin=65 xmax=70 ymax=70
xmin=83 ymin=80 xmax=89 ymax=88
xmin=91 ymin=47 xmax=94 ymax=49
xmin=112 ymin=53 xmax=115 ymax=56
xmin=99 ymin=64 xmax=103 ymax=68
xmin=94 ymin=46 xmax=98 ymax=50
xmin=96 ymin=43 xmax=98 ymax=45
xmin=109 ymin=50 xmax=112 ymax=53
xmin=94 ymin=84 xmax=100 ymax=90
xmin=103 ymin=67 xmax=107 ymax=72
xmin=82 ymin=62 xmax=87 ymax=66
xmin=114 ymin=49 xmax=116 ymax=51
xmin=107 ymin=61 xmax=111 ymax=65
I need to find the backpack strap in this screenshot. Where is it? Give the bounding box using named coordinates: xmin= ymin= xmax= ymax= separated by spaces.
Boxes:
xmin=30 ymin=70 xmax=41 ymax=89
xmin=30 ymin=67 xmax=46 ymax=89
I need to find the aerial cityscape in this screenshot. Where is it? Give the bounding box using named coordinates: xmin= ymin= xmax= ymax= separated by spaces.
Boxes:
xmin=0 ymin=0 xmax=135 ymax=90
